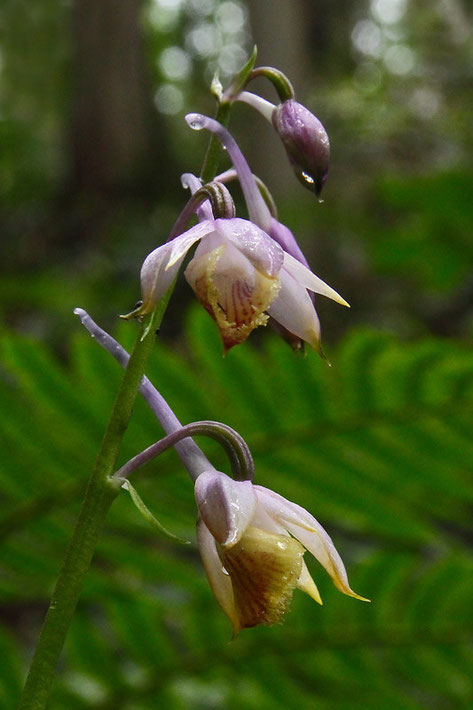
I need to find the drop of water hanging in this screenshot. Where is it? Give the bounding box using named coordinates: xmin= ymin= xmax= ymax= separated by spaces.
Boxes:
xmin=301 ymin=171 xmax=315 ymax=185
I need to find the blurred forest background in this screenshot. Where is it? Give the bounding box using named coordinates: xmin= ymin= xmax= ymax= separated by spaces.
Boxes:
xmin=1 ymin=0 xmax=473 ymax=708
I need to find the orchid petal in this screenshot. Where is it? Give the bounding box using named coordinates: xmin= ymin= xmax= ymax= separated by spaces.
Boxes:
xmin=194 ymin=470 xmax=256 ymax=547
xmin=220 ymin=526 xmax=305 ymax=628
xmin=140 ymin=242 xmax=181 ymax=313
xmin=185 ymin=239 xmax=280 ymax=350
xmin=196 ymin=518 xmax=240 ymax=634
xmin=251 ymin=501 xmax=288 ymax=535
xmin=267 ymin=267 xmax=321 ymax=350
xmin=254 ymin=498 xmax=323 ymax=605
xmin=166 ymin=220 xmax=215 ymax=268
xmin=285 ymin=522 xmax=369 ymax=601
xmin=283 ymin=252 xmax=349 ymax=307
xmin=140 ymin=220 xmax=215 ymax=312
xmin=215 ymin=218 xmax=284 ymax=277
xmin=297 ymin=561 xmax=323 ymax=605
xmin=255 ymin=486 xmax=369 ymax=601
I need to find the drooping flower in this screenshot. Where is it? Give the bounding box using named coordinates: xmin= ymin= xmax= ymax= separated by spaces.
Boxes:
xmin=194 ymin=469 xmax=368 ymax=633
xmin=185 ymin=114 xmax=348 ymax=351
xmin=140 ymin=216 xmax=283 ymax=350
xmin=139 ymin=177 xmax=347 ymax=351
xmin=272 ymin=99 xmax=330 ymax=196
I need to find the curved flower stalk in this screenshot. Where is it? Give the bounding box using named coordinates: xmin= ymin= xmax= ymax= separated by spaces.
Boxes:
xmin=75 ymin=308 xmax=212 ymax=479
xmin=195 ymin=469 xmax=369 ymax=633
xmin=186 ymin=112 xmax=308 ymax=266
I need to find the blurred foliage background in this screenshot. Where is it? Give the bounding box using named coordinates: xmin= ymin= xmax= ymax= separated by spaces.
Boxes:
xmin=1 ymin=0 xmax=473 ymax=708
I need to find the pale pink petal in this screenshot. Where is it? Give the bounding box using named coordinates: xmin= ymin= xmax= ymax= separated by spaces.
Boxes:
xmin=185 ymin=239 xmax=280 ymax=350
xmin=283 ymin=252 xmax=349 ymax=306
xmin=215 ymin=218 xmax=284 ymax=277
xmin=140 ymin=221 xmax=215 ymax=311
xmin=255 ymin=486 xmax=368 ymax=601
xmin=267 ymin=267 xmax=321 ymax=350
xmin=140 ymin=242 xmax=181 ymax=312
xmin=166 ymin=220 xmax=215 ymax=268
xmin=251 ymin=502 xmax=288 ymax=535
xmin=196 ymin=518 xmax=240 ymax=633
xmin=194 ymin=470 xmax=256 ymax=546
xmin=253 ymin=499 xmax=323 ymax=604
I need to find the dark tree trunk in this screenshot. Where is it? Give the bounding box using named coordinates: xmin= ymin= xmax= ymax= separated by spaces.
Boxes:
xmin=245 ymin=0 xmax=311 ymax=195
xmin=70 ymin=0 xmax=159 ymax=197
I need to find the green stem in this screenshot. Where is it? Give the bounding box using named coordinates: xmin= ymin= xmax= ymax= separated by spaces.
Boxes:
xmin=18 ymin=300 xmax=169 ymax=710
xmin=200 ymin=101 xmax=232 ymax=184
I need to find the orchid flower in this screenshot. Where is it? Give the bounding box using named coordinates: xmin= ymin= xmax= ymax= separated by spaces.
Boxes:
xmin=195 ymin=469 xmax=368 ymax=633
xmin=76 ymin=313 xmax=368 ymax=633
xmin=184 ymin=114 xmax=348 ymax=351
xmin=139 ymin=172 xmax=346 ymax=354
xmin=139 ymin=212 xmax=284 ymax=350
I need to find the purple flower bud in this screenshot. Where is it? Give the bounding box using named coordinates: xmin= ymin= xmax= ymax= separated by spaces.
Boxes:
xmin=272 ymin=100 xmax=330 ymax=196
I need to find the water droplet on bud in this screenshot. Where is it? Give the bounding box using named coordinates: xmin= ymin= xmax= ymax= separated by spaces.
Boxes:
xmin=301 ymin=171 xmax=315 ymax=185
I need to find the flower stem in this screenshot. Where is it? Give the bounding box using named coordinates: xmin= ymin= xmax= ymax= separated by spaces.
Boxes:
xmin=199 ymin=100 xmax=232 ymax=184
xmin=18 ymin=299 xmax=169 ymax=710
xmin=114 ymin=420 xmax=255 ymax=483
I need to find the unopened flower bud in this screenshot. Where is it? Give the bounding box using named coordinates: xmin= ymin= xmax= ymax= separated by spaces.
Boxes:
xmin=272 ymin=100 xmax=330 ymax=196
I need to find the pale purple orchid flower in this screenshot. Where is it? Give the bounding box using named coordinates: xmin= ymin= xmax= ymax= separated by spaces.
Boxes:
xmin=195 ymin=469 xmax=368 ymax=633
xmin=140 ymin=215 xmax=283 ymax=350
xmin=185 ymin=114 xmax=348 ymax=351
xmin=140 ymin=173 xmax=347 ymax=352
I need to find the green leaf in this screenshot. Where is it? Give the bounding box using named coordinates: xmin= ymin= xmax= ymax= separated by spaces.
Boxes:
xmin=122 ymin=479 xmax=189 ymax=545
